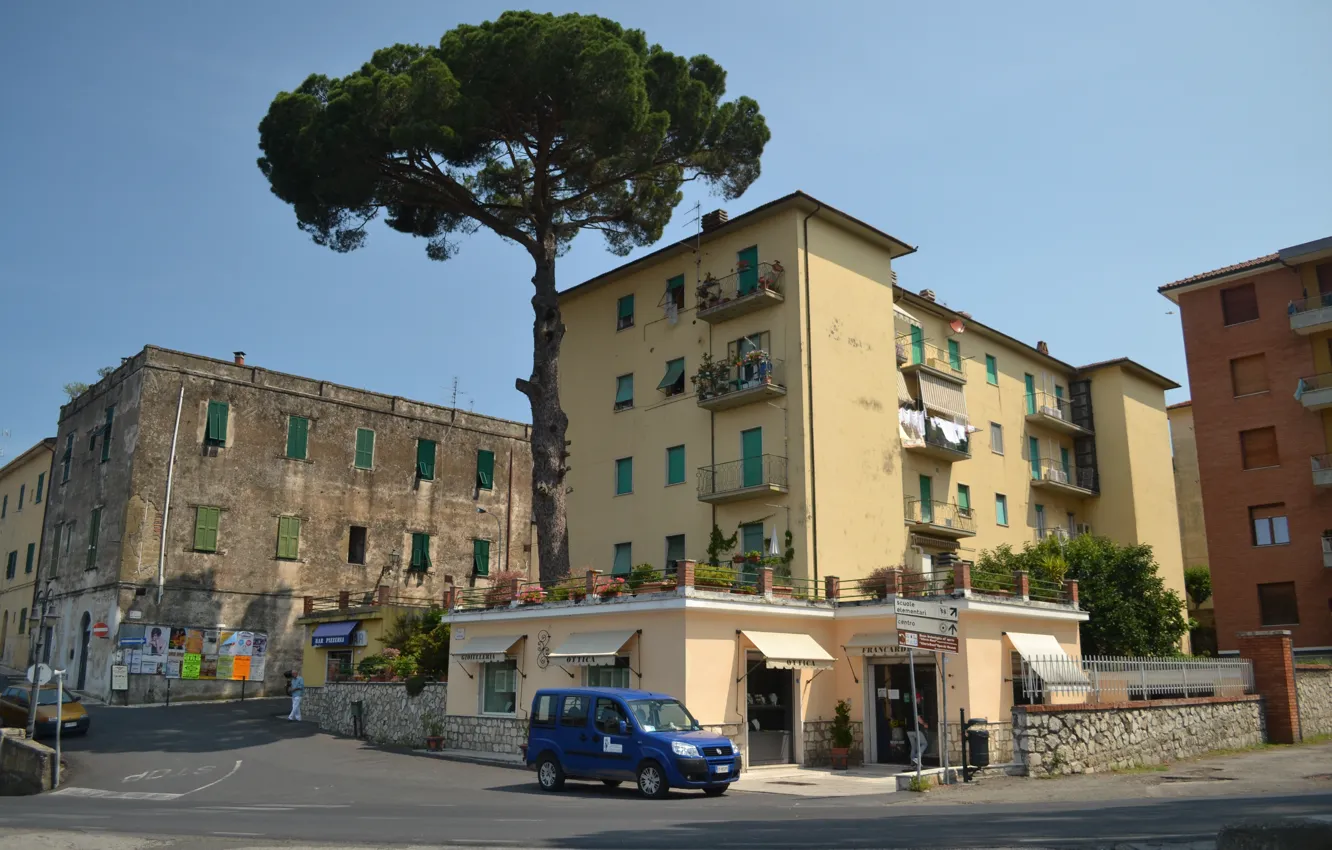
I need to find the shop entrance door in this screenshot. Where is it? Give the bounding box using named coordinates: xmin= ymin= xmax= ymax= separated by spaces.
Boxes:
xmin=746 ymin=654 xmax=794 ymax=765
xmin=873 ymin=659 xmax=939 ymax=765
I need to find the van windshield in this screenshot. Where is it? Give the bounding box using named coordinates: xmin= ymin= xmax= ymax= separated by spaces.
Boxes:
xmin=628 ymin=698 xmax=699 ymax=732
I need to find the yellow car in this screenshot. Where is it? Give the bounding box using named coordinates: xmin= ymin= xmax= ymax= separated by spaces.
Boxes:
xmin=0 ymin=684 xmax=90 ymax=737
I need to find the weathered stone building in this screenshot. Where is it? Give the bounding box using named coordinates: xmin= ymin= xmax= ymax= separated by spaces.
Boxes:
xmin=40 ymin=346 xmax=533 ymax=702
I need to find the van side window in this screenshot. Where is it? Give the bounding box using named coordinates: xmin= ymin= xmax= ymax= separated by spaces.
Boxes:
xmin=595 ymin=698 xmax=629 ymax=735
xmin=531 ymin=694 xmax=556 ymax=727
xmin=560 ymin=694 xmax=589 ymax=726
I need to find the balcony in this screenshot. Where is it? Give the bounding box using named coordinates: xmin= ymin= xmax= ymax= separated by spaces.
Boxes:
xmin=1314 ymin=454 xmax=1332 ymax=489
xmin=1030 ymin=458 xmax=1098 ymax=497
xmin=696 ymin=261 xmax=785 ymax=324
xmin=1289 ymin=294 xmax=1332 ymax=335
xmin=902 ymin=416 xmax=970 ymax=462
xmin=1296 ymin=374 xmax=1332 ymax=411
xmin=1324 ymin=534 xmax=1332 ymax=569
xmin=897 ymin=336 xmax=966 ymax=384
xmin=695 ymin=353 xmax=787 ymax=412
xmin=1036 ymin=526 xmax=1071 ymax=543
xmin=1024 ymin=392 xmax=1092 ymax=436
xmin=903 ymin=498 xmax=977 ymax=539
xmin=697 ymin=455 xmax=789 ymax=504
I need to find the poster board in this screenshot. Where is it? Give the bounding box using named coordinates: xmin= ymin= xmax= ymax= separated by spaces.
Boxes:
xmin=120 ymin=622 xmax=269 ymax=682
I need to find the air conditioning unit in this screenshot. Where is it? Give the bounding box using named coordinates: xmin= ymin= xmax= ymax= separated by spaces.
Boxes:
xmin=1076 ymin=523 xmax=1093 ymax=536
xmin=352 ymin=630 xmax=369 ymax=647
xmin=1047 ymin=467 xmax=1069 ymax=485
xmin=926 ymin=356 xmax=951 ymax=372
xmin=943 ymin=518 xmax=955 ymax=528
xmin=1040 ymin=405 xmax=1064 ymax=420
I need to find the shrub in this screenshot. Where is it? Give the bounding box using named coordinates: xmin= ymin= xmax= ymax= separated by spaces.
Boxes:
xmin=484 ymin=569 xmax=528 ymax=607
xmin=695 ymin=564 xmax=738 ymax=589
xmin=861 ymin=566 xmax=903 ymax=599
xmin=627 ymin=562 xmax=660 ymax=589
xmin=405 ymin=674 xmax=427 ymax=697
xmin=357 ymin=654 xmax=389 ymax=677
xmin=391 ymin=653 xmax=419 ymax=679
xmin=830 ymin=699 xmax=854 ymax=749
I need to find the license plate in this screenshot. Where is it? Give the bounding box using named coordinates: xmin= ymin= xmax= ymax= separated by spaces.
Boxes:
xmin=714 ymin=764 xmax=730 ymax=774
xmin=64 ymin=722 xmax=78 ymax=728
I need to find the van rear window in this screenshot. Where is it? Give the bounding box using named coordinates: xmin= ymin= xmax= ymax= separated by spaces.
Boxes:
xmin=560 ymin=694 xmax=589 ymax=725
xmin=532 ymin=694 xmax=556 ymax=727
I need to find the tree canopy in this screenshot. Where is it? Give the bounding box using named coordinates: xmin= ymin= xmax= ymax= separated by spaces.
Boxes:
xmin=976 ymin=535 xmax=1189 ymax=656
xmin=257 ymin=12 xmax=769 ymax=581
xmin=1183 ymin=565 xmax=1211 ymax=609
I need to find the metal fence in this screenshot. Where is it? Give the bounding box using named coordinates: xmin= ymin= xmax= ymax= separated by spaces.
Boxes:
xmin=697 ymin=454 xmax=788 ymax=498
xmin=1018 ymin=654 xmax=1254 ymax=704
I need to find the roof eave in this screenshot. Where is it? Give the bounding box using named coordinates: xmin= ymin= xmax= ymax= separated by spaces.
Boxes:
xmin=1157 ymin=259 xmax=1283 ymax=302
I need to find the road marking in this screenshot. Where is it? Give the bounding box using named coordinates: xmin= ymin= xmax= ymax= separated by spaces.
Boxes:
xmin=212 ymin=832 xmax=263 ymax=837
xmin=124 ymin=765 xmax=215 ymax=783
xmin=51 ymin=788 xmax=182 ymax=800
xmin=179 ymin=759 xmax=242 ymax=797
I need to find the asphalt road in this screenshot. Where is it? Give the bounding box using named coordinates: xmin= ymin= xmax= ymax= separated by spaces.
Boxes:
xmin=1 ymin=699 xmax=1329 ymax=848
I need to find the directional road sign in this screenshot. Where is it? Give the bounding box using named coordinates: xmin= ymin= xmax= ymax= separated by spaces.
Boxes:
xmin=893 ymin=597 xmax=959 ymax=621
xmin=898 ymin=629 xmax=959 ymax=654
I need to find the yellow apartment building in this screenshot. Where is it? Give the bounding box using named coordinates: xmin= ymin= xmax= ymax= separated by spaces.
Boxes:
xmin=0 ymin=438 xmax=55 ymax=669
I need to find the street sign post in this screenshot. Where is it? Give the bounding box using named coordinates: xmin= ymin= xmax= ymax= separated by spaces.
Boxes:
xmin=893 ymin=598 xmax=959 ymax=621
xmin=26 ymin=664 xmax=53 ymax=686
xmin=895 ymin=614 xmax=959 ymax=638
xmin=898 ymin=629 xmax=959 ymax=654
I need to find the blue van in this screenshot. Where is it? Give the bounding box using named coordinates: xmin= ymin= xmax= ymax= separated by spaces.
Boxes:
xmin=526 ymin=687 xmax=739 ymax=798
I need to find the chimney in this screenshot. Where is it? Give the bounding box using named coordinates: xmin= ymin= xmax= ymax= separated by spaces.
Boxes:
xmin=233 ymin=351 xmax=246 ymax=366
xmin=919 ymin=288 xmax=936 ymax=302
xmin=957 ymin=311 xmax=972 ymax=319
xmin=701 ymin=209 xmax=728 ymax=232
xmin=1036 ymin=341 xmax=1049 ymax=355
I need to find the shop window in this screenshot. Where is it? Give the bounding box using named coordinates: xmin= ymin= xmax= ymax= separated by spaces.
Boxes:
xmin=1249 ymin=504 xmax=1290 ymax=546
xmin=1240 ymin=427 xmax=1279 ymax=469
xmin=531 ymin=693 xmax=556 ymax=727
xmin=1220 ymin=283 xmax=1259 ymax=326
xmin=1230 ymin=354 xmax=1268 ymax=397
xmin=587 ymin=657 xmax=632 ymax=690
xmin=1257 ymin=582 xmax=1298 ymax=626
xmin=348 ymin=526 xmax=367 ymax=565
xmin=481 ymin=659 xmax=518 ymax=715
xmin=326 ymin=650 xmax=352 ymax=683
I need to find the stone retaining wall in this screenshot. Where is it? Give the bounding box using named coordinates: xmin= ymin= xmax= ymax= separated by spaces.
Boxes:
xmin=802 ymin=720 xmax=864 ymax=767
xmin=1296 ymin=666 xmax=1332 ymax=738
xmin=943 ymin=720 xmax=1013 ymax=766
xmin=0 ymin=728 xmax=56 ymax=795
xmin=444 ymin=715 xmax=528 ymax=756
xmin=1012 ymin=696 xmax=1264 ymax=777
xmin=300 ymin=682 xmax=448 ymax=748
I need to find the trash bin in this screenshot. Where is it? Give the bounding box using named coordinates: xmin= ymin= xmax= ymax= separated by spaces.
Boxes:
xmin=966 ymin=725 xmax=990 ymax=768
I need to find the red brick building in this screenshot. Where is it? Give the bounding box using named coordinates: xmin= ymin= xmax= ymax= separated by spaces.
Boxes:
xmin=1161 ymin=237 xmax=1332 ymax=654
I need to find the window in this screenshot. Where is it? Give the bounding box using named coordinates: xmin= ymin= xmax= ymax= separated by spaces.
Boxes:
xmin=665 ymin=534 xmax=685 ymax=570
xmin=593 ymin=696 xmax=631 ymax=734
xmin=1024 ymin=374 xmax=1036 ymax=415
xmin=560 ymin=694 xmax=590 ymax=726
xmin=194 ymin=507 xmax=220 ymax=553
xmin=947 ymin=339 xmax=961 ymax=372
xmin=410 ymin=532 xmax=431 ymax=570
xmin=531 ymin=693 xmax=557 ymax=727
xmin=1239 ymin=426 xmax=1279 ymax=469
xmin=617 ymin=294 xmax=635 ymax=330
xmin=476 ymin=450 xmax=495 ymax=490
xmin=276 ymin=516 xmax=301 ymax=560
xmin=614 ymin=374 xmax=634 ymax=410
xmin=956 ymin=484 xmax=971 ymax=515
xmin=101 ymin=406 xmax=115 ymax=462
xmin=354 ymin=428 xmax=375 ymax=469
xmin=25 ymin=543 xmax=35 ymax=574
xmin=1220 ymin=282 xmax=1259 ymax=326
xmin=1060 ymin=447 xmax=1071 ymax=477
xmin=59 ymin=522 xmax=73 ymax=571
xmin=206 ymin=401 xmax=229 ymax=446
xmin=615 ymin=457 xmax=633 ymax=495
xmin=990 ymin=422 xmax=1004 ymax=455
xmin=61 ymin=433 xmax=73 ymax=482
xmin=416 ymin=439 xmax=436 ymax=480
xmin=1250 ymin=504 xmax=1290 ymax=547
xmin=612 ymin=542 xmax=632 ymax=575
xmin=589 ymin=663 xmax=632 ymax=692
xmin=17 ymin=608 xmax=26 ymax=635
xmin=666 ymin=274 xmax=685 ymax=309
xmin=995 ymin=494 xmax=1009 ymax=527
xmin=4 ymin=551 xmax=14 ymax=580
xmin=985 ymin=355 xmax=998 ymax=385
xmin=1318 ymin=261 xmax=1332 ymax=297
xmin=658 ymin=358 xmax=685 ymax=396
xmin=481 ymin=659 xmax=518 ymax=714
xmin=1230 ymin=354 xmax=1268 ymax=397
xmin=286 ymin=415 xmax=309 ymax=460
xmin=1 ymin=495 xmax=5 ymax=518
xmin=740 ymin=523 xmax=764 ymax=558
xmin=34 ymin=473 xmax=43 ymax=504
xmin=665 ymin=445 xmax=685 ymax=486
xmin=472 ymin=538 xmax=489 ymax=575
xmin=1257 ymin=582 xmax=1299 ymax=626
xmin=1028 ymin=436 xmax=1041 ymax=480
xmin=87 ymin=507 xmax=101 ymax=568
xmin=16 ymin=486 xmax=23 ymax=511
xmin=737 ymin=246 xmax=759 ymax=294
xmin=1035 ymin=504 xmax=1046 ymax=534
xmin=348 ymin=526 xmax=367 ymax=565
xmin=326 ymin=650 xmax=353 ymax=682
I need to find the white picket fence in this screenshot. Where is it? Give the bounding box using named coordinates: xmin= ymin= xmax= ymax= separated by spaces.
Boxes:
xmin=1019 ymin=655 xmax=1254 ymax=704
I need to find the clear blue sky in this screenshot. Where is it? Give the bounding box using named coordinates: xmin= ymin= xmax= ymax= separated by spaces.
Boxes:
xmin=2 ymin=1 xmax=1330 ymax=457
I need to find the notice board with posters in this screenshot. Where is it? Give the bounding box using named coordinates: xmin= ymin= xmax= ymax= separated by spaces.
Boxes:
xmin=128 ymin=624 xmax=268 ymax=682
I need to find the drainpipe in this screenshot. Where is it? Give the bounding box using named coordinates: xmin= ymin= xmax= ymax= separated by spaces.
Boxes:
xmin=157 ymin=383 xmax=185 ymax=604
xmin=802 ymin=203 xmax=823 ymax=584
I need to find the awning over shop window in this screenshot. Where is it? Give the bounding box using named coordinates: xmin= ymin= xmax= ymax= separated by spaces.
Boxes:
xmin=1006 ymin=632 xmax=1090 ymax=688
xmin=454 ymin=634 xmax=524 ymax=663
xmin=844 ymin=633 xmax=904 ymax=656
xmin=311 ymin=621 xmax=359 ymax=648
xmin=741 ymin=630 xmax=835 ymax=670
xmin=919 ymin=372 xmax=969 ymax=425
xmin=551 ymin=630 xmax=637 ymax=666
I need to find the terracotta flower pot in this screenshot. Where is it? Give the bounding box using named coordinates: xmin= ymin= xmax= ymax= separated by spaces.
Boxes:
xmin=830 ymin=747 xmax=850 ymax=770
xmin=425 ymin=736 xmax=444 ymax=752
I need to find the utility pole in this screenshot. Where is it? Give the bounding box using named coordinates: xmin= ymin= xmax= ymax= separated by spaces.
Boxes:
xmin=25 ymin=580 xmax=55 ymax=738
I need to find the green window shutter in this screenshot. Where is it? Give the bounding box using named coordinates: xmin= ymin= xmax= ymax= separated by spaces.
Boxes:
xmin=919 ymin=475 xmax=933 ymax=522
xmin=1055 ymin=385 xmax=1064 ymax=402
xmin=1029 ymin=437 xmax=1041 ymax=479
xmin=286 ymin=416 xmax=309 ymax=459
xmin=947 ymin=340 xmax=961 ymax=371
xmin=910 ymin=326 xmax=925 ymax=364
xmin=1 ymin=495 xmax=5 ymax=518
xmin=194 ymin=507 xmax=220 ymax=552
xmin=615 ymin=457 xmax=633 ymax=495
xmin=657 ymin=358 xmax=685 ymax=392
xmin=17 ymin=608 xmax=25 ymax=634
xmin=985 ymin=355 xmax=998 ymax=385
xmin=741 ymin=523 xmax=764 ymax=557
xmin=995 ymin=495 xmax=1008 ymax=526
xmin=741 ymin=428 xmax=763 ymax=488
xmin=206 ymin=401 xmax=229 ymax=445
xmin=35 ymin=473 xmax=44 ymax=504
xmin=24 ymin=543 xmax=34 ymax=574
xmin=617 ymin=294 xmax=635 ymax=328
xmin=277 ymin=516 xmax=301 ymax=560
xmin=956 ymin=484 xmax=970 ymax=512
xmin=667 ymin=274 xmax=684 ymax=298
xmin=87 ymin=507 xmax=101 ymax=567
xmin=737 ymin=246 xmax=760 ymax=294
xmin=1060 ymin=447 xmax=1071 ymax=477
xmin=472 ymin=538 xmax=489 ymax=575
xmin=666 ymin=445 xmax=685 ymax=486
xmin=5 ymin=552 xmax=14 ymax=579
xmin=612 ymin=543 xmax=631 ymax=575
xmin=417 ymin=439 xmax=436 ymax=480
xmin=1024 ymin=374 xmax=1036 ymax=415
xmin=615 ymin=374 xmax=634 ymax=408
xmin=101 ymin=406 xmax=115 ymax=462
xmin=665 ymin=534 xmax=686 ymax=567
xmin=355 ymin=428 xmax=375 ymax=469
xmin=410 ymin=533 xmax=433 ymax=570
xmin=476 ymin=450 xmax=495 ymax=490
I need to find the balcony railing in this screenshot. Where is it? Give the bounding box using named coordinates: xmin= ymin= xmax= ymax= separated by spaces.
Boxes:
xmin=696 ymin=261 xmax=785 ymax=323
xmin=903 ymin=498 xmax=977 ymax=536
xmin=1031 ymin=457 xmax=1098 ymax=495
xmin=694 ymin=353 xmax=787 ymax=411
xmin=1289 ymin=294 xmax=1332 ymax=334
xmin=896 ymin=335 xmax=966 ymax=382
xmin=1296 ymin=373 xmax=1332 ymax=410
xmin=697 ymin=454 xmax=789 ymax=503
xmin=1036 ymin=526 xmax=1071 ymax=543
xmin=1313 ymin=454 xmax=1332 ymax=488
xmin=902 ymin=415 xmax=970 ymax=460
xmin=1025 ymin=392 xmax=1092 ymax=435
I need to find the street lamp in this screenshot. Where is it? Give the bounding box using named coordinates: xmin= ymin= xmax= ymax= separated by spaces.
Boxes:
xmin=476 ymin=507 xmax=503 ymax=574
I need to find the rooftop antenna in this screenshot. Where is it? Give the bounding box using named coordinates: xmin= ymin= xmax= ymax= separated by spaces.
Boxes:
xmin=0 ymin=429 xmax=10 ymax=462
xmin=682 ymin=201 xmax=703 ymax=285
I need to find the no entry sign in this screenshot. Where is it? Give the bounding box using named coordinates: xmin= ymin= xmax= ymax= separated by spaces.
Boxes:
xmin=92 ymin=622 xmax=110 ymax=639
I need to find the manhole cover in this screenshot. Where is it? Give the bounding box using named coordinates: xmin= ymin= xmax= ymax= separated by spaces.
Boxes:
xmin=770 ymin=780 xmax=817 ymax=786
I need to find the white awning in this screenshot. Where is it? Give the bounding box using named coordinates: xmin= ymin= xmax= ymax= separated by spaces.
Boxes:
xmin=844 ymin=633 xmax=906 ymax=656
xmin=742 ymin=630 xmax=835 ymax=670
xmin=453 ymin=634 xmax=524 ymax=663
xmin=1006 ymin=632 xmax=1090 ymax=687
xmin=551 ymin=630 xmax=637 ymax=667
xmin=919 ymin=372 xmax=969 ymax=424
xmin=893 ymin=304 xmax=921 ymax=327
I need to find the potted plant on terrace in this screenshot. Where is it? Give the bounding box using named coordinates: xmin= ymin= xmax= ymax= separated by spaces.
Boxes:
xmin=519 ymin=585 xmax=546 ymax=605
xmin=597 ymin=576 xmax=627 ymax=599
xmin=829 ymin=699 xmax=854 ymax=770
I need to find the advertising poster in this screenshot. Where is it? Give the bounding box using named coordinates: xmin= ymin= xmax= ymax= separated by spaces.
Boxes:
xmin=169 ymin=628 xmax=187 ymax=651
xmin=217 ymin=631 xmax=237 ymax=656
xmin=128 ymin=649 xmax=142 ymax=674
xmin=252 ymin=633 xmax=268 ymax=656
xmin=202 ymin=630 xmax=219 ymax=655
xmin=138 ymin=625 xmax=168 ymax=675
xmin=232 ymin=655 xmax=251 ymax=680
xmin=199 ymin=656 xmax=218 ymax=679
xmin=166 ymin=651 xmax=183 ymax=678
xmin=184 ymin=629 xmax=204 ymax=654
xmin=181 ymin=653 xmax=201 ymax=679
xmin=247 ymin=654 xmax=266 ymax=681
xmin=215 ymin=655 xmax=234 ymax=680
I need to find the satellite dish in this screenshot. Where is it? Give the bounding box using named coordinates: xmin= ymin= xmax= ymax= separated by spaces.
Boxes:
xmin=949 ymin=319 xmax=966 ymax=334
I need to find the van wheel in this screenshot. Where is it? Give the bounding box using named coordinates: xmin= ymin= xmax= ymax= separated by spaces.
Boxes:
xmin=537 ymin=756 xmax=565 ymax=791
xmin=601 ymin=780 xmax=622 ymax=787
xmin=637 ymin=761 xmax=669 ymax=799
xmin=703 ymin=785 xmax=728 ymax=797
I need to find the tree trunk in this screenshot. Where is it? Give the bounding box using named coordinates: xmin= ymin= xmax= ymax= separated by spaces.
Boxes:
xmin=519 ymin=243 xmax=571 ymax=584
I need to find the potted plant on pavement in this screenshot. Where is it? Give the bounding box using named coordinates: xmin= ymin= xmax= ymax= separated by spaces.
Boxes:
xmin=423 ymin=712 xmax=445 ymax=752
xmin=830 ymin=699 xmax=854 ymax=770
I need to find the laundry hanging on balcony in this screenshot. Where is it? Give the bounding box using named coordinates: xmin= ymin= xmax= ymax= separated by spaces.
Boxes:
xmin=918 ymin=372 xmax=970 ymax=425
xmin=899 ymin=406 xmax=926 ymax=440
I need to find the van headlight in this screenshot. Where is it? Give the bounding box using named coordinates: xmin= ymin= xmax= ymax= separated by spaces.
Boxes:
xmin=671 ymin=741 xmax=701 ymax=758
xmin=728 ymin=740 xmax=740 ymax=754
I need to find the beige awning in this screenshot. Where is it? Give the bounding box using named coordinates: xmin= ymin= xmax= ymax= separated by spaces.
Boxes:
xmin=742 ymin=630 xmax=835 ymax=670
xmin=897 ymin=371 xmax=915 ymax=405
xmin=919 ymin=372 xmax=969 ymax=424
xmin=894 ymin=303 xmax=921 ymax=327
xmin=1006 ymin=632 xmax=1089 ymax=687
xmin=551 ymin=630 xmax=637 ymax=667
xmin=453 ymin=634 xmax=524 ymax=663
xmin=844 ymin=633 xmax=905 ymax=656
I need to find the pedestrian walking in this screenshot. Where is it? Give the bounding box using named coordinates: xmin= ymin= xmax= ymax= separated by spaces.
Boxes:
xmin=286 ymin=669 xmax=304 ymax=721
